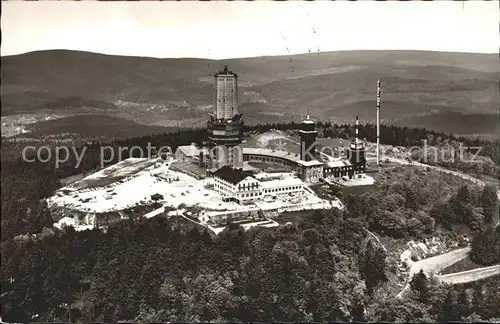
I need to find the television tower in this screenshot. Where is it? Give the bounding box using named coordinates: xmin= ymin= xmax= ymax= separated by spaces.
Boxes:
xmin=207 ymin=66 xmax=244 ymax=170
xmin=348 ymin=116 xmax=366 ymax=175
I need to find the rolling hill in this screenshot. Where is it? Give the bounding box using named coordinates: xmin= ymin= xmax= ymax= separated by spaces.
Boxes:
xmin=2 ymin=49 xmax=499 ymax=138
xmin=24 ymin=114 xmax=178 ymax=140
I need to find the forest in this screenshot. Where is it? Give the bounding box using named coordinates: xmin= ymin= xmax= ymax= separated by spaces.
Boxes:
xmin=1 ymin=200 xmax=499 ymax=322
xmin=1 ymin=122 xmax=499 ymax=322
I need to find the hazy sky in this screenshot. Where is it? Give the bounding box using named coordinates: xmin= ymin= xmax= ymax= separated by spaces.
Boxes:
xmin=2 ymin=1 xmax=498 ymax=59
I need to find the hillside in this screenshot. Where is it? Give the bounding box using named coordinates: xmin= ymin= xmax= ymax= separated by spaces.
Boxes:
xmin=2 ymin=49 xmax=499 ymax=137
xmin=27 ymin=114 xmax=178 ymax=139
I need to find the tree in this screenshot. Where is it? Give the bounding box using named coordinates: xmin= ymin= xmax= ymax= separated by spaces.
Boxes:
xmin=461 ymin=312 xmax=484 ymax=323
xmin=481 ymin=185 xmax=499 ymax=224
xmin=403 ymin=184 xmax=419 ymax=211
xmin=410 ymin=270 xmax=429 ymax=302
xmin=466 ymin=207 xmax=484 ymax=231
xmin=440 ymin=290 xmax=459 ymax=322
xmin=430 ymin=200 xmax=455 ymax=229
xmin=472 ymin=285 xmax=485 ymax=316
xmin=456 ymin=290 xmax=471 ymax=319
xmin=359 ymin=239 xmax=387 ymax=294
xmin=450 ymin=185 xmax=474 ymax=225
xmin=407 ymin=217 xmax=425 ymax=236
xmin=470 ymin=225 xmax=500 ymax=265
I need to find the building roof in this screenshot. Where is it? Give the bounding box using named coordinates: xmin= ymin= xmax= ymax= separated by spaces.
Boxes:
xmin=242 ymin=147 xmax=301 ymax=162
xmin=176 ymin=145 xmax=200 ymax=157
xmin=214 ymin=65 xmax=238 ymax=77
xmin=296 ymin=160 xmax=324 ymax=167
xmin=205 ymin=206 xmax=261 ymax=217
xmin=260 ymin=177 xmax=304 ymax=189
xmin=298 ymin=129 xmax=318 ymax=134
xmin=213 ymin=166 xmax=255 ymax=185
xmin=324 ymin=159 xmax=352 ymax=168
xmin=253 ymin=172 xmax=295 ymax=181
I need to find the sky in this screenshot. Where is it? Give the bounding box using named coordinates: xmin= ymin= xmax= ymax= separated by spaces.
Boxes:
xmin=2 ymin=1 xmax=498 ymax=59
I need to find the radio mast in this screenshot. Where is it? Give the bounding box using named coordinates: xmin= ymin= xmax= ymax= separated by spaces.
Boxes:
xmin=376 ymin=78 xmax=381 ymax=166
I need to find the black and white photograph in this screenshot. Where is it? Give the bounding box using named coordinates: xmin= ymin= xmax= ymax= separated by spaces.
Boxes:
xmin=1 ymin=1 xmax=499 ymax=322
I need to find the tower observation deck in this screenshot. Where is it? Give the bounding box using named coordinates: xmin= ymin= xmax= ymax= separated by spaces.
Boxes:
xmin=207 ymin=66 xmax=244 ymax=170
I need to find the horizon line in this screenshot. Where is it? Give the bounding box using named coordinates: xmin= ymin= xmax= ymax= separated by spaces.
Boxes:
xmin=2 ymin=48 xmax=498 ymax=60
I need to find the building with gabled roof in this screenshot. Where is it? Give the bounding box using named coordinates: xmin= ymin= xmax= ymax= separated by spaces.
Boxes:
xmin=212 ymin=165 xmax=305 ymax=205
xmin=202 ymin=67 xmax=370 ymax=186
xmin=213 ymin=166 xmax=254 ymax=185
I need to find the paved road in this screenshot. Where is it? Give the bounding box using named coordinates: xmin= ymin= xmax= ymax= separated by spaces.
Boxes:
xmin=438 ymin=264 xmax=500 ymax=285
xmin=378 ymin=156 xmax=500 ymax=202
xmin=410 ymin=247 xmax=471 ymax=278
xmin=397 ymin=247 xmax=471 ymax=298
xmin=398 ymin=247 xmax=499 ymax=297
xmin=283 ymin=138 xmax=500 ymax=291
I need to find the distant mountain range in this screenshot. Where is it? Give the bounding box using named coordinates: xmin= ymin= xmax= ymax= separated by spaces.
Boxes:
xmin=2 ymin=49 xmax=499 ymax=138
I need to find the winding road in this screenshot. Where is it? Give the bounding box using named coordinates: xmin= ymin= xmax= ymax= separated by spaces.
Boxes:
xmin=382 ymin=156 xmax=500 ymax=297
xmin=439 ymin=264 xmax=500 ymax=285
xmin=397 ymin=247 xmax=499 ymax=298
xmin=271 ymin=135 xmax=500 ymax=292
xmin=409 ymin=247 xmax=472 ymax=279
xmin=379 ymin=156 xmax=500 ymax=202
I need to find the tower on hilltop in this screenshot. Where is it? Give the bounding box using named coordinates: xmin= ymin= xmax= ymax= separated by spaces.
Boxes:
xmin=347 ymin=116 xmax=366 ymax=174
xmin=213 ymin=65 xmax=238 ymax=120
xmin=207 ymin=66 xmax=244 ymax=170
xmin=298 ymin=114 xmax=318 ymax=162
xmin=296 ymin=114 xmax=324 ymax=184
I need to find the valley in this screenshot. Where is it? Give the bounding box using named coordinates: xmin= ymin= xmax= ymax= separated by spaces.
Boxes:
xmin=2 ymin=50 xmax=499 ymax=140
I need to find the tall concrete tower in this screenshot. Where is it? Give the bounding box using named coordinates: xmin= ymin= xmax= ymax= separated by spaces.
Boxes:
xmin=299 ymin=115 xmax=318 ymax=162
xmin=347 ymin=116 xmax=366 ymax=175
xmin=207 ymin=66 xmax=244 ymax=170
xmin=213 ymin=65 xmax=238 ymax=120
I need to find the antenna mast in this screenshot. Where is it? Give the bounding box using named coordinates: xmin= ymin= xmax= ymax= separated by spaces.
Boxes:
xmin=376 ymin=78 xmax=381 ymax=166
xmin=355 ymin=115 xmax=359 ymax=142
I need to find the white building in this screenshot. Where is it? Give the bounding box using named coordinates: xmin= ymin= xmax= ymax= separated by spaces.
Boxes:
xmin=212 ymin=166 xmax=304 ymax=205
xmin=174 ymin=143 xmax=208 ymax=165
xmin=175 ymin=143 xmax=199 ymax=162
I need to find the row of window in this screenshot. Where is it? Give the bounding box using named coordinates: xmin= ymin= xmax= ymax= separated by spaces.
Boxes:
xmin=216 ymin=182 xmax=262 ymax=192
xmin=240 ymin=192 xmax=262 ymax=198
xmin=216 ymin=183 xmax=302 ymax=199
xmin=238 ymin=183 xmax=259 ymax=191
xmin=324 ymin=166 xmax=354 ymax=173
xmin=323 ymin=166 xmax=365 ymax=174
xmin=263 ymin=186 xmax=301 ymax=194
xmin=215 ymin=182 xmax=235 ymax=192
xmin=244 ymin=155 xmax=292 ymax=166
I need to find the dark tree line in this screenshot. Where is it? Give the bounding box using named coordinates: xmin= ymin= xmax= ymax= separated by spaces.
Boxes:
xmin=2 ymin=209 xmax=370 ymax=323
xmin=347 ymin=167 xmax=496 ymax=240
xmin=470 ymin=225 xmax=500 ymax=266
xmin=3 ymin=121 xmax=498 ymax=180
xmin=2 ymin=209 xmax=499 ymax=323
xmin=1 ymin=158 xmax=59 ymax=241
xmin=1 ymin=122 xmax=499 ymax=322
xmin=405 ymin=270 xmax=500 ymax=322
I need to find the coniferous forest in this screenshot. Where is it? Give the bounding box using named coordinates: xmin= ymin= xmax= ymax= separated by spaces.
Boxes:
xmin=1 ymin=123 xmax=499 ymax=322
